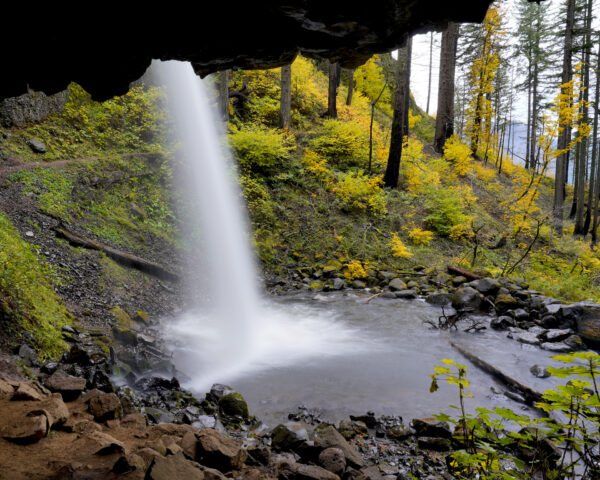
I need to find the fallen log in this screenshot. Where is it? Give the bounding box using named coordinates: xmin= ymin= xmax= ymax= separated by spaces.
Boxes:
xmin=450 ymin=341 xmax=544 ymax=405
xmin=53 ymin=226 xmax=179 ymax=282
xmin=447 ymin=265 xmax=482 ymax=281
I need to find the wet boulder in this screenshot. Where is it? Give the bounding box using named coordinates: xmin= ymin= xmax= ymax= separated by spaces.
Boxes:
xmin=417 ymin=436 xmax=451 ymax=451
xmin=490 ymin=316 xmax=515 ymax=330
xmin=425 ymin=293 xmax=452 ymax=307
xmin=411 ymin=418 xmax=451 ymax=438
xmin=451 ymin=287 xmax=482 ymax=311
xmin=284 ymin=463 xmax=341 ymax=480
xmin=338 ymin=419 xmax=367 ymax=440
xmin=494 ymin=294 xmax=519 ymax=313
xmin=542 ymin=329 xmax=573 ymax=343
xmin=530 ymin=365 xmax=550 ymax=379
xmin=218 ymin=392 xmax=249 ymax=418
xmin=272 ymin=422 xmax=310 ymax=451
xmin=388 ymin=278 xmax=407 ymax=291
xmin=571 ymin=302 xmax=600 ymax=347
xmin=468 ymin=278 xmax=500 ymax=295
xmin=395 ymin=290 xmax=417 ymax=299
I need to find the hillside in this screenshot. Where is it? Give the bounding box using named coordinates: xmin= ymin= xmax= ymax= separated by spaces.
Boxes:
xmin=0 ymin=55 xmax=598 ymax=358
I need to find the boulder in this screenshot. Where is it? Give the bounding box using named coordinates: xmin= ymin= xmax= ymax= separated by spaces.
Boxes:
xmin=87 ymin=430 xmax=126 ymax=455
xmin=490 ymin=316 xmax=515 ymax=330
xmin=11 ymin=382 xmax=48 ymax=401
xmin=112 ymin=453 xmax=146 ymax=474
xmin=351 ymin=280 xmax=366 ymax=289
xmin=540 ymin=342 xmax=571 ymax=353
xmin=494 ymin=294 xmax=519 ymax=313
xmin=18 ymin=344 xmax=38 ymax=366
xmin=314 ymin=426 xmax=364 ymax=468
xmin=512 ymin=308 xmax=529 ymax=321
xmin=338 ymin=419 xmax=367 ymax=440
xmin=417 ymin=437 xmax=451 ymax=451
xmin=543 ymin=329 xmax=573 ymax=343
xmin=1 ymin=412 xmax=49 ymax=444
xmin=0 ymin=90 xmax=69 ymax=128
xmin=28 ymin=138 xmax=47 ymax=153
xmin=0 ymin=378 xmax=14 ymax=400
xmin=411 ymin=418 xmax=451 ymax=438
xmin=530 ymin=365 xmax=550 ymax=379
xmin=573 ymin=303 xmax=600 ymax=346
xmin=218 ymin=392 xmax=249 ymax=418
xmin=318 ymin=448 xmax=346 ymax=474
xmin=89 ymin=392 xmax=123 ymax=422
xmin=388 ymin=278 xmax=407 ymax=291
xmin=395 ymin=290 xmax=417 ymax=299
xmin=44 ymin=371 xmax=86 ymax=401
xmin=289 ymin=464 xmax=340 ymax=480
xmin=468 ymin=278 xmax=500 ymax=295
xmin=272 ymin=422 xmax=309 ymax=451
xmin=196 ymin=428 xmax=247 ymax=471
xmin=38 ymin=393 xmax=69 ymax=426
xmin=564 ymin=334 xmax=584 ymax=350
xmin=357 ymin=466 xmax=384 ymax=480
xmin=425 ymin=293 xmax=452 ymax=307
xmin=387 ymin=425 xmax=412 ymax=440
xmin=332 ymin=278 xmax=345 ymax=290
xmin=452 ymin=287 xmax=482 ymax=310
xmin=146 ymin=452 xmax=205 ymax=480
xmin=512 ymin=331 xmax=540 ymax=346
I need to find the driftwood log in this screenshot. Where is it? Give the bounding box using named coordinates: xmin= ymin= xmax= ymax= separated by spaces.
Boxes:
xmin=447 ymin=265 xmax=482 ymax=281
xmin=54 ymin=226 xmax=179 ymax=282
xmin=450 ymin=341 xmax=544 ymax=405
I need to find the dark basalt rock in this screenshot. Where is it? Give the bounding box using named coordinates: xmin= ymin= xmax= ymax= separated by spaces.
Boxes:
xmin=4 ymin=2 xmax=502 ymax=101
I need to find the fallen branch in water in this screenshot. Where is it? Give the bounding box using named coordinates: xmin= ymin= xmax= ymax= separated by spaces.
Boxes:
xmin=53 ymin=225 xmax=179 ymax=282
xmin=365 ymin=293 xmax=381 ymax=304
xmin=450 ymin=341 xmax=543 ymax=405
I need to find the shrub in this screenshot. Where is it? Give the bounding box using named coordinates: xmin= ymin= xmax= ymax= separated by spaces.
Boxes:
xmin=408 ymin=227 xmax=434 ymax=246
xmin=330 ymin=171 xmax=387 ymax=216
xmin=423 ymin=186 xmax=472 ymax=237
xmin=443 ymin=134 xmax=473 ymax=176
xmin=309 ymin=119 xmax=369 ymax=167
xmin=229 ymin=127 xmax=292 ymax=174
xmin=344 ymin=260 xmax=369 ymax=279
xmin=388 ymin=233 xmax=412 ymax=258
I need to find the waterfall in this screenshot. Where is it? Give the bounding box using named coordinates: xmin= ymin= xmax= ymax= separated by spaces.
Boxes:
xmin=155 ymin=60 xmax=366 ymax=392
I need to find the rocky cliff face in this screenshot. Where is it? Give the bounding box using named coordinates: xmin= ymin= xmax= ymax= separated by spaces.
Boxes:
xmin=0 ymin=90 xmax=69 ymax=128
xmin=5 ymin=1 xmax=499 ymax=101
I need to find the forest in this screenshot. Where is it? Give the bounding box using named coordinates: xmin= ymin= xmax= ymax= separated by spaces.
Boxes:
xmin=1 ymin=0 xmax=600 ymax=479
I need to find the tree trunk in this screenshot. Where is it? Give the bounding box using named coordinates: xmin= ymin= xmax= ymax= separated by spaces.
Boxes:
xmin=525 ymin=61 xmax=532 ymax=170
xmin=383 ymin=36 xmax=412 ymax=189
xmin=426 ymin=32 xmax=434 ymax=115
xmin=279 ymin=64 xmax=292 ymax=128
xmin=346 ymin=69 xmax=354 ymax=106
xmin=433 ymin=23 xmax=459 ymax=153
xmin=589 ymin=41 xmax=600 ymax=243
xmin=575 ymin=0 xmax=593 ymax=235
xmin=327 ymin=62 xmax=341 ymax=118
xmin=218 ymin=70 xmax=229 ymax=121
xmin=553 ymin=0 xmax=575 ymax=235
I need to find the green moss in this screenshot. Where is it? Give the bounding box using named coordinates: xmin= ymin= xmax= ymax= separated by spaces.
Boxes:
xmin=110 ymin=306 xmax=133 ymax=329
xmin=0 ymin=214 xmax=71 ymax=359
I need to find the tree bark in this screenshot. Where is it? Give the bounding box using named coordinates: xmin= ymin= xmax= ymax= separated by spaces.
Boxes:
xmin=327 ymin=62 xmax=341 ymax=118
xmin=346 ymin=69 xmax=354 ymax=106
xmin=553 ymin=0 xmax=576 ymax=235
xmin=426 ymin=32 xmax=434 ymax=115
xmin=433 ymin=23 xmax=459 ymax=154
xmin=217 ymin=70 xmax=229 ymax=122
xmin=383 ymin=36 xmax=412 ymax=188
xmin=279 ymin=64 xmax=292 ymax=128
xmin=590 ymin=41 xmax=600 ymax=243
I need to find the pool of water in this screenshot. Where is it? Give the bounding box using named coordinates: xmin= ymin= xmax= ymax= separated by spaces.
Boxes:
xmin=165 ymin=291 xmax=565 ymax=426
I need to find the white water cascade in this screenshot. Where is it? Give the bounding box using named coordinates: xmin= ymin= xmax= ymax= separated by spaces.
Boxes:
xmin=156 ymin=61 xmax=368 ymax=391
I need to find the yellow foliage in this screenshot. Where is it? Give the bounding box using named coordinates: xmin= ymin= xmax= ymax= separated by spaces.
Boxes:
xmin=402 ymin=137 xmax=441 ymax=192
xmin=302 ymin=149 xmax=331 ymax=181
xmin=388 ymin=233 xmax=412 ymax=258
xmin=474 ymin=163 xmax=496 ymax=181
xmin=330 ymin=171 xmax=387 ymax=216
xmin=443 ymin=135 xmax=472 ymax=176
xmin=408 ymin=110 xmax=422 ymax=129
xmin=344 ymin=260 xmax=369 ymax=279
xmin=408 ymin=228 xmax=434 ymax=246
xmin=448 ymin=223 xmax=474 ymax=241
